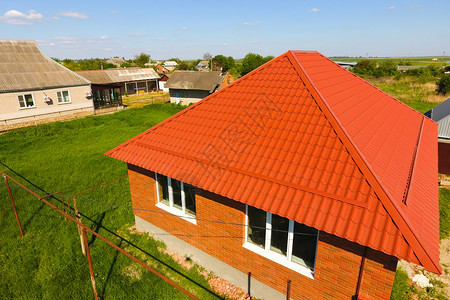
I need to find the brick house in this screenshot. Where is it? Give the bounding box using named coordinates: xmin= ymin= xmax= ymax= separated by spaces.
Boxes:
xmin=106 ymin=51 xmax=441 ymax=299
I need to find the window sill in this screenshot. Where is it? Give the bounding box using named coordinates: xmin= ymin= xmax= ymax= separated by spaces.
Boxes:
xmin=242 ymin=242 xmax=314 ymax=279
xmin=58 ymin=101 xmax=72 ymax=105
xmin=19 ymin=106 xmax=36 ymax=109
xmin=156 ymin=202 xmax=197 ymax=225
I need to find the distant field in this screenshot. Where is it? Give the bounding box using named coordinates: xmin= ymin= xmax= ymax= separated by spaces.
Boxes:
xmin=331 ymin=56 xmax=450 ymax=66
xmin=122 ymin=92 xmax=170 ymax=108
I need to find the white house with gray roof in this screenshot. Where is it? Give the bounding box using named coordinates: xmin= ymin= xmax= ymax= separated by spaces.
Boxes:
xmin=0 ymin=40 xmax=93 ymax=132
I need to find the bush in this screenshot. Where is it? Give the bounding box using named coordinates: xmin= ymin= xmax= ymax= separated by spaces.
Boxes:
xmin=439 ymin=188 xmax=450 ymax=239
xmin=437 ymin=74 xmax=450 ymax=95
xmin=390 ymin=267 xmax=411 ymax=299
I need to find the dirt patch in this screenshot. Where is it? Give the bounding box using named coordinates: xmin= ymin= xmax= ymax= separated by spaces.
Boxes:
xmin=398 ymin=238 xmax=450 ymax=298
xmin=158 ymin=247 xmax=193 ymax=271
xmin=199 ymin=270 xmax=251 ymax=300
xmin=122 ymin=263 xmax=143 ymax=281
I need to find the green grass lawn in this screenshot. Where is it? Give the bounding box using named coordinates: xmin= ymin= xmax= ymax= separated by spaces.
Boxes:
xmin=0 ymin=104 xmax=225 ymax=299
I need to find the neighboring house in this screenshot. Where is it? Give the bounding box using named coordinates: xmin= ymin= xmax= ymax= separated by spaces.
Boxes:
xmin=425 ymin=98 xmax=450 ymax=174
xmin=397 ymin=65 xmax=424 ymax=72
xmin=0 ymin=40 xmax=93 ymax=132
xmin=106 ymin=57 xmax=125 ymax=67
xmin=106 ymin=51 xmax=441 ymax=299
xmin=155 ymin=64 xmax=170 ymax=74
xmin=196 ymin=60 xmax=210 ymax=71
xmin=165 ymin=71 xmax=233 ymax=105
xmin=163 ymin=60 xmax=178 ymax=72
xmin=76 ymin=68 xmax=160 ymax=109
xmin=158 ymin=73 xmax=172 ymax=92
xmin=334 ymin=61 xmax=357 ymax=69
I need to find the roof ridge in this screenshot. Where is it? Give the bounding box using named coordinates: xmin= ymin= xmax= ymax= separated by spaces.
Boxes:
xmin=286 ymin=50 xmax=441 ymax=274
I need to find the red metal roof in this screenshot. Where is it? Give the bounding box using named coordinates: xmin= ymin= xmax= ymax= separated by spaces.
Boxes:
xmin=106 ymin=51 xmax=441 ymax=274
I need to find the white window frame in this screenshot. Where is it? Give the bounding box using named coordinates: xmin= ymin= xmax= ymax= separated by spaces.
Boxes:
xmin=56 ymin=90 xmax=71 ymax=104
xmin=17 ymin=93 xmax=36 ymax=109
xmin=243 ymin=204 xmax=319 ymax=279
xmin=155 ymin=173 xmax=197 ymax=225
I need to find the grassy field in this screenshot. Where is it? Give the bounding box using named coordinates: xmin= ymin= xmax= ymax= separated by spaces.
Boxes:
xmin=0 ymin=104 xmax=227 ymax=299
xmin=331 ymin=56 xmax=450 ymax=67
xmin=366 ymin=77 xmax=447 ymax=113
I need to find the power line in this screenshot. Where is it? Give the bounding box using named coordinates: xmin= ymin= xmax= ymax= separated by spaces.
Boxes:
xmin=0 ymin=182 xmax=318 ymax=237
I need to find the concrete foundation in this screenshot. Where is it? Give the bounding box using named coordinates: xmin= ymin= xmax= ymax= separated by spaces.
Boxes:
xmin=135 ymin=215 xmax=286 ymax=300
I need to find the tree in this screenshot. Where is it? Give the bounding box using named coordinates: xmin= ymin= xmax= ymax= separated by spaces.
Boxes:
xmin=352 ymin=59 xmax=377 ymax=76
xmin=212 ymin=55 xmax=235 ymax=72
xmin=437 ymin=74 xmax=450 ymax=95
xmin=241 ymin=53 xmax=264 ymax=75
xmin=177 ymin=60 xmax=191 ymax=70
xmin=134 ymin=53 xmax=150 ymax=67
xmin=203 ymin=52 xmax=212 ymax=61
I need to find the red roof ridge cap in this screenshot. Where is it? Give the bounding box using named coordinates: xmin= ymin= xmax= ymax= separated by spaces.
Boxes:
xmin=287 ymin=51 xmax=441 ymax=274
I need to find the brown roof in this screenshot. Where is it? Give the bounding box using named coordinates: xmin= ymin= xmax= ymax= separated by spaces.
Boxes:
xmin=165 ymin=71 xmax=224 ymax=92
xmin=0 ymin=40 xmax=90 ymax=93
xmin=76 ymin=68 xmax=159 ymax=85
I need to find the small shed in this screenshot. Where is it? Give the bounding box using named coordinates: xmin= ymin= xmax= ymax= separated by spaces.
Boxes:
xmin=425 ymin=98 xmax=450 ymax=174
xmin=165 ymin=71 xmax=232 ymax=105
xmin=76 ymin=68 xmax=160 ymax=109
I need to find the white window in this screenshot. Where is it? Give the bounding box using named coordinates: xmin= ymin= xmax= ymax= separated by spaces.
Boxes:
xmin=57 ymin=90 xmax=71 ymax=104
xmin=155 ymin=173 xmax=197 ymax=224
xmin=18 ymin=94 xmax=35 ymax=109
xmin=244 ymin=205 xmax=319 ymax=278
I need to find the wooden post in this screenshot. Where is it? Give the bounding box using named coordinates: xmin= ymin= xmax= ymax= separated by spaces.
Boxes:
xmin=73 ymin=197 xmax=86 ymax=255
xmin=3 ymin=175 xmax=24 ymax=237
xmin=286 ymin=280 xmax=291 ymax=300
xmin=82 ymin=228 xmax=98 ymax=300
xmin=248 ymin=272 xmax=251 ymax=297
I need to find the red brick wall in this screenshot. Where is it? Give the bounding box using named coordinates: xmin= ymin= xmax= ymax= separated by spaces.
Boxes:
xmin=438 ymin=141 xmax=450 ymax=175
xmin=128 ymin=164 xmax=397 ymax=299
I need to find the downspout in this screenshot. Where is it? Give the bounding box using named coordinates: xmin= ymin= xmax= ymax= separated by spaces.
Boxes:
xmin=354 ymin=247 xmax=368 ymax=299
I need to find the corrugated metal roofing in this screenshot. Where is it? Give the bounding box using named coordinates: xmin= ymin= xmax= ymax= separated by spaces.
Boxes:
xmin=425 ymin=98 xmax=450 ymax=139
xmin=165 ymin=71 xmax=224 ymax=92
xmin=0 ymin=40 xmax=90 ymax=92
xmin=76 ymin=68 xmax=159 ymax=85
xmin=106 ymin=51 xmax=441 ymax=274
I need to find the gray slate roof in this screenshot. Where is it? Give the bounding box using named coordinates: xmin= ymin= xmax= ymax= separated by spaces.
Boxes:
xmin=0 ymin=40 xmax=90 ymax=93
xmin=425 ymin=98 xmax=450 ymax=139
xmin=165 ymin=71 xmax=224 ymax=92
xmin=76 ymin=68 xmax=159 ymax=85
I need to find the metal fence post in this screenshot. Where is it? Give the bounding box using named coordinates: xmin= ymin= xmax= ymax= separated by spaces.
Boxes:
xmin=3 ymin=174 xmax=24 ymax=237
xmin=82 ymin=228 xmax=98 ymax=300
xmin=73 ymin=197 xmax=86 ymax=255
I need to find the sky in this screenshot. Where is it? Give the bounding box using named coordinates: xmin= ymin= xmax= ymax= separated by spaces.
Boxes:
xmin=0 ymin=0 xmax=449 ymax=60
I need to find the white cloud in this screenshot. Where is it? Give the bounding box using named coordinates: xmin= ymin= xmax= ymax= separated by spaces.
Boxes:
xmin=100 ymin=35 xmax=109 ymax=40
xmin=241 ymin=21 xmax=259 ymax=26
xmin=57 ymin=11 xmax=88 ymax=19
xmin=181 ymin=26 xmax=188 ymax=30
xmin=129 ymin=33 xmax=147 ymax=37
xmin=104 ymin=48 xmax=112 ymax=51
xmin=388 ymin=6 xmax=396 ymax=10
xmin=310 ymin=8 xmax=319 ymax=12
xmin=53 ymin=37 xmax=79 ymax=44
xmin=223 ymin=43 xmax=228 ymax=46
xmin=157 ymin=37 xmax=166 ymax=41
xmin=0 ymin=9 xmax=44 ymax=25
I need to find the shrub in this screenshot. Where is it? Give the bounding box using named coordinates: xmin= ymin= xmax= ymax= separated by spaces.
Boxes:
xmin=390 ymin=267 xmax=411 ymax=299
xmin=437 ymin=74 xmax=450 ymax=95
